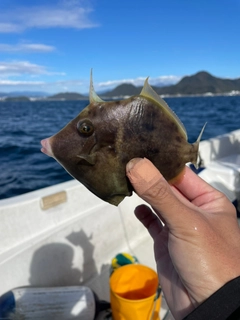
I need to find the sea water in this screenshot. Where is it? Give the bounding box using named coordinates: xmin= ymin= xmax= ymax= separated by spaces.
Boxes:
xmin=1 ymin=96 xmax=240 ymax=200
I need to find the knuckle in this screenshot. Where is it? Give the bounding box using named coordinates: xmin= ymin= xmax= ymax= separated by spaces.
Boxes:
xmin=144 ymin=178 xmax=170 ymax=202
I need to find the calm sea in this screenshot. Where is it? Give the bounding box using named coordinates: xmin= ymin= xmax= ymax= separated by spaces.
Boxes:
xmin=1 ymin=96 xmax=240 ymax=200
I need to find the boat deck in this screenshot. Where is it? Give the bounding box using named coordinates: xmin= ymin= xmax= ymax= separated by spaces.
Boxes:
xmin=0 ymin=181 xmax=172 ymax=319
xmin=1 ymin=129 xmax=240 ymax=319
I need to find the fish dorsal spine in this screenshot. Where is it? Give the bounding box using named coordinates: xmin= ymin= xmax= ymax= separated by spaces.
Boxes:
xmin=89 ymin=69 xmax=105 ymax=103
xmin=140 ymin=77 xmax=187 ymax=140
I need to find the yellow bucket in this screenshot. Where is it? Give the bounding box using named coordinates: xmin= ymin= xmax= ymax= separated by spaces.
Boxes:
xmin=110 ymin=264 xmax=161 ymax=320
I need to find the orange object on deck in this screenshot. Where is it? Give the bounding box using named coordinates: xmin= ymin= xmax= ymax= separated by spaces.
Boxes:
xmin=110 ymin=264 xmax=161 ymax=320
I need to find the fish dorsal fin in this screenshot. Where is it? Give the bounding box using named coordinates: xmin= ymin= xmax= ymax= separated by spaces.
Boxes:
xmin=89 ymin=69 xmax=104 ymax=103
xmin=140 ymin=77 xmax=187 ymax=140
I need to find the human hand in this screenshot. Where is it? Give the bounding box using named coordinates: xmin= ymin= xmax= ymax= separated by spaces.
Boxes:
xmin=126 ymin=158 xmax=240 ymax=320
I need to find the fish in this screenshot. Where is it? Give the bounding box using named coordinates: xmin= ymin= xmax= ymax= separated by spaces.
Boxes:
xmin=41 ymin=72 xmax=205 ymax=206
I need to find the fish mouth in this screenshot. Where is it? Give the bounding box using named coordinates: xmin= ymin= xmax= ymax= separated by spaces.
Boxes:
xmin=41 ymin=138 xmax=54 ymax=157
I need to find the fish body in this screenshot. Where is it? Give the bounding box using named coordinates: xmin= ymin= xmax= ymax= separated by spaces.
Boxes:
xmin=41 ymin=74 xmax=204 ymax=206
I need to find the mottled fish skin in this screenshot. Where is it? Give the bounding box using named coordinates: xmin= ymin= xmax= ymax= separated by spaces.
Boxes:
xmin=41 ymin=75 xmax=204 ymax=206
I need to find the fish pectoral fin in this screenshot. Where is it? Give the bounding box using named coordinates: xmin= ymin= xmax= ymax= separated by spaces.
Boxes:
xmin=76 ymin=154 xmax=96 ymax=165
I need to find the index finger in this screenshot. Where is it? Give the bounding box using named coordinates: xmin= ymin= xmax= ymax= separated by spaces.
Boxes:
xmin=173 ymin=166 xmax=216 ymax=202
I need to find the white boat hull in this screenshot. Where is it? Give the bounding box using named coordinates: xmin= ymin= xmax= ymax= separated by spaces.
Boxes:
xmin=1 ymin=129 xmax=240 ymax=319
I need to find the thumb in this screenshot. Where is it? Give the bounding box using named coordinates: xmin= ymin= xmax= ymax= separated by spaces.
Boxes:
xmin=126 ymin=158 xmax=192 ymax=227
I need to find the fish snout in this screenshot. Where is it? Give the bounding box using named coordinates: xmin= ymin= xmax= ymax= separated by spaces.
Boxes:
xmin=41 ymin=138 xmax=54 ymax=157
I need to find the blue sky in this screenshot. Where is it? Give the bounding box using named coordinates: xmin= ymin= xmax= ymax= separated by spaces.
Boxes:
xmin=0 ymin=0 xmax=240 ymax=94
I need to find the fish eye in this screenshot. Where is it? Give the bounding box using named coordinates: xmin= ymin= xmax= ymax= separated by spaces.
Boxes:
xmin=77 ymin=120 xmax=94 ymax=137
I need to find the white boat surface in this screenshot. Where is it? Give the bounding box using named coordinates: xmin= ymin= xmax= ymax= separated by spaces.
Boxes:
xmin=0 ymin=129 xmax=240 ymax=319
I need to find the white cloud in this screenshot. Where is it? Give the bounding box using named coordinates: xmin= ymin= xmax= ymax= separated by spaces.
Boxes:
xmin=0 ymin=80 xmax=45 ymax=86
xmin=151 ymin=75 xmax=182 ymax=86
xmin=0 ymin=1 xmax=98 ymax=33
xmin=98 ymin=77 xmax=146 ymax=88
xmin=55 ymin=79 xmax=83 ymax=87
xmin=98 ymin=75 xmax=182 ymax=88
xmin=0 ymin=79 xmax=81 ymax=87
xmin=0 ymin=61 xmax=65 ymax=77
xmin=0 ymin=79 xmax=86 ymax=95
xmin=0 ymin=43 xmax=56 ymax=53
xmin=0 ymin=23 xmax=22 ymax=33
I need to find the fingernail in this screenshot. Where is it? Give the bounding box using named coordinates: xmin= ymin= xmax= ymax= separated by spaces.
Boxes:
xmin=126 ymin=158 xmax=143 ymax=173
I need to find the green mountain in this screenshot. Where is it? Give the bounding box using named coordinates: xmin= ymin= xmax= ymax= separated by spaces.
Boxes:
xmin=48 ymin=92 xmax=87 ymax=100
xmin=102 ymin=71 xmax=240 ymax=97
xmin=154 ymin=71 xmax=240 ymax=95
xmin=103 ymin=83 xmax=140 ymax=97
xmin=4 ymin=96 xmax=30 ymax=102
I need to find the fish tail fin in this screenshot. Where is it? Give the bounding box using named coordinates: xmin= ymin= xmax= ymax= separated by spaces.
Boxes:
xmin=196 ymin=122 xmax=207 ymax=144
xmin=192 ymin=122 xmax=207 ymax=168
